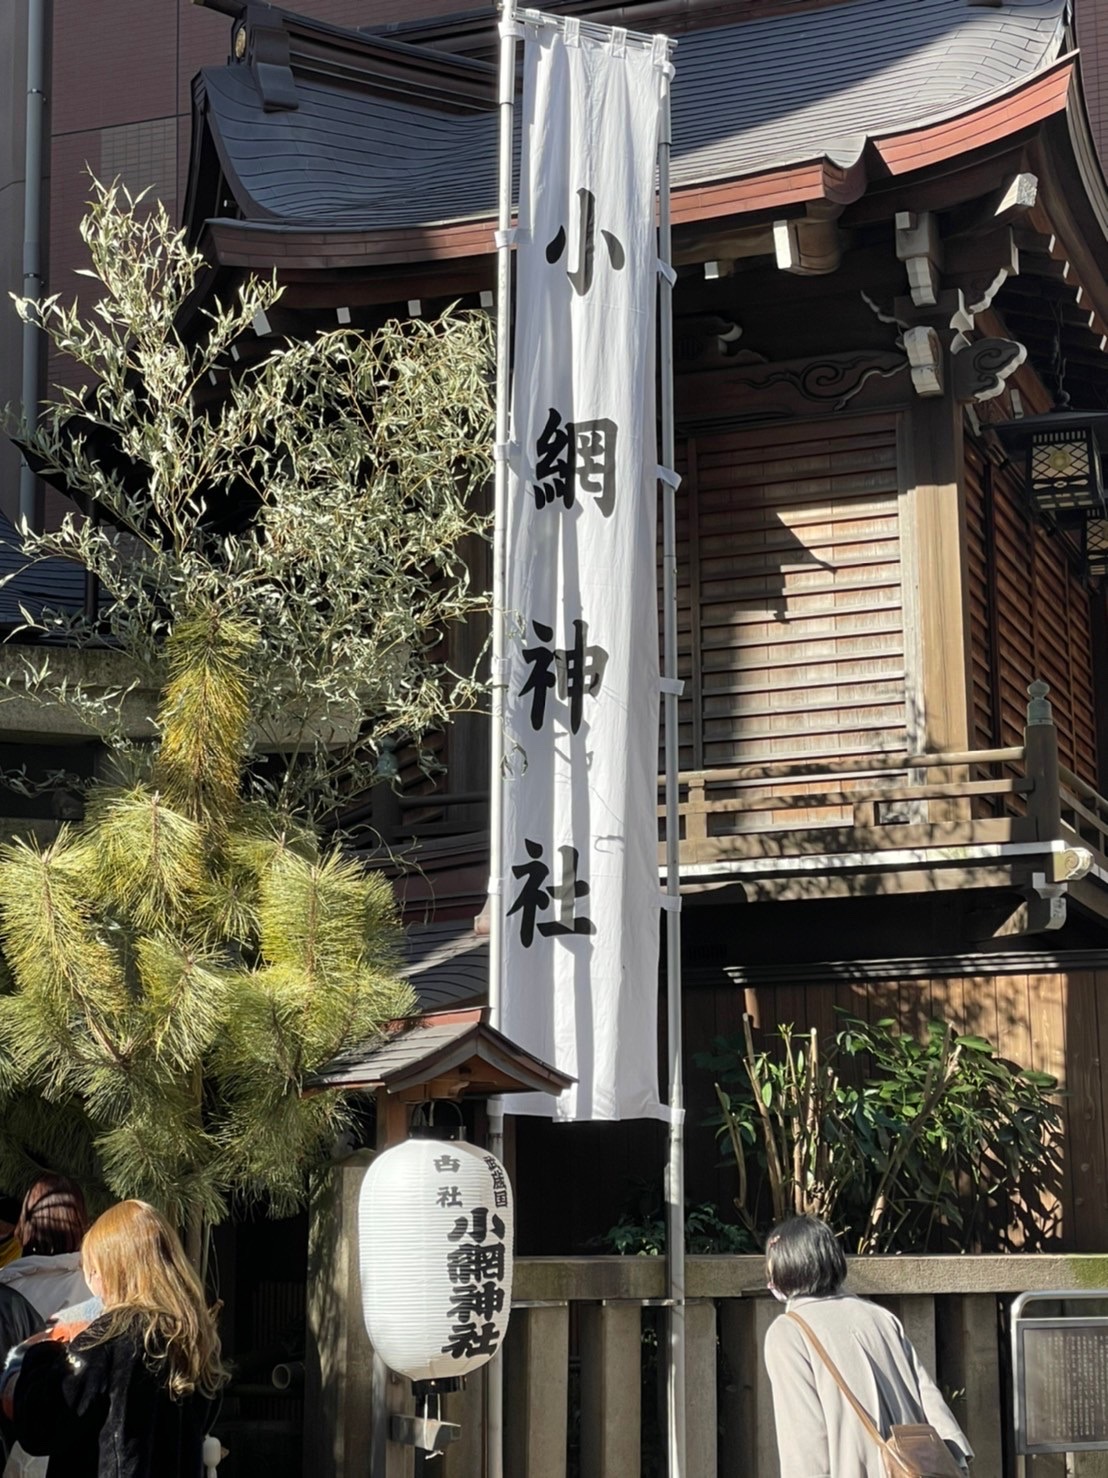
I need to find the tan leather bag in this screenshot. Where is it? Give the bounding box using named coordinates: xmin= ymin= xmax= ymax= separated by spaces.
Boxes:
xmin=787 ymin=1312 xmax=965 ymax=1478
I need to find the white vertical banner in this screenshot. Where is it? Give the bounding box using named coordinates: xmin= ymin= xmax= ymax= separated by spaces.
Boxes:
xmin=501 ymin=15 xmax=671 ymax=1121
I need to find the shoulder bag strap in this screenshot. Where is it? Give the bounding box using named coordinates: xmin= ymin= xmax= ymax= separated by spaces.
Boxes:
xmin=786 ymin=1310 xmax=889 ymax=1455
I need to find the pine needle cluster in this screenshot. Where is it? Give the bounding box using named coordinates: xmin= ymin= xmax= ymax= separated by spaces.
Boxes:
xmin=0 ymin=611 xmax=415 ymax=1246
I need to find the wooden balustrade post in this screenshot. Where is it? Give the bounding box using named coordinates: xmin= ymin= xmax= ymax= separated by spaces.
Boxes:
xmin=716 ymin=1299 xmax=752 ymax=1478
xmin=686 ymin=776 xmax=708 ymax=843
xmin=754 ymin=1298 xmax=781 ymax=1476
xmin=504 ymin=1304 xmax=570 ymax=1478
xmin=687 ymin=1299 xmax=718 ymax=1478
xmin=1024 ymin=680 xmax=1061 ymax=843
xmin=579 ymin=1302 xmax=642 ymax=1478
xmin=936 ymin=1294 xmax=1002 ymax=1476
xmin=898 ymin=1295 xmax=937 ymax=1376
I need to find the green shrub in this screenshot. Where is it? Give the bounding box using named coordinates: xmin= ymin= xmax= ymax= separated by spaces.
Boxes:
xmin=694 ymin=1012 xmax=1062 ymax=1253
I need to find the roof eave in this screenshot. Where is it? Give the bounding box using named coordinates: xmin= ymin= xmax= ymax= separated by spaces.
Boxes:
xmin=188 ymin=48 xmax=1079 ymax=277
xmin=304 ymin=1017 xmax=574 ymax=1097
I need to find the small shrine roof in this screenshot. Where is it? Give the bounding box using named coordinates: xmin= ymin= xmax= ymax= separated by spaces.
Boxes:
xmin=190 ymin=0 xmax=1070 ymax=241
xmin=304 ymin=1007 xmax=573 ymax=1097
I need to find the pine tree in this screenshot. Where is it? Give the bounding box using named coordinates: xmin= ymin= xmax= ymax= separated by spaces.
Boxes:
xmin=0 ymin=609 xmax=416 ymax=1266
xmin=0 ymin=180 xmax=494 ymax=1261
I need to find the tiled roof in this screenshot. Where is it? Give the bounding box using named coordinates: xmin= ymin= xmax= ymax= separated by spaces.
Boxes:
xmin=672 ymin=0 xmax=1067 ymax=181
xmin=195 ymin=0 xmax=1068 ymax=231
xmin=404 ymin=919 xmax=488 ymax=1010
xmin=305 ymin=1011 xmax=574 ymax=1093
xmin=200 ymin=68 xmax=499 ymax=228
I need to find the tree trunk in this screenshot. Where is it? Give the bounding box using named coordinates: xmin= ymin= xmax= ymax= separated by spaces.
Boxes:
xmin=185 ymin=1202 xmax=204 ymax=1276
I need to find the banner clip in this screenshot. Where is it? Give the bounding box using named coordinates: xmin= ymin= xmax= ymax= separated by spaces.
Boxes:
xmin=564 ymin=16 xmax=581 ymax=46
xmin=651 ymin=34 xmax=676 ymax=78
xmin=487 ymin=877 xmax=503 ymax=898
xmin=660 ymin=676 xmax=684 ymax=697
xmin=498 ymin=15 xmax=524 ymax=38
xmin=493 ymin=440 xmax=518 ymax=464
xmin=660 ymin=891 xmax=682 ymax=913
xmin=656 ymin=259 xmax=677 ymax=287
xmin=656 ymin=464 xmax=682 ymax=491
xmin=494 ymin=228 xmax=519 ymax=250
xmin=608 ymin=26 xmax=627 ymax=56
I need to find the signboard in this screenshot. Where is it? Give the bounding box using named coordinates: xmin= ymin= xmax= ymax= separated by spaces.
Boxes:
xmin=1013 ymin=1291 xmax=1108 ymax=1454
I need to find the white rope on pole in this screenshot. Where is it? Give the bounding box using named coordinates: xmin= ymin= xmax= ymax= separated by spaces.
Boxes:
xmin=658 ymin=65 xmax=687 ymax=1478
xmin=485 ymin=4 xmax=517 ymax=1474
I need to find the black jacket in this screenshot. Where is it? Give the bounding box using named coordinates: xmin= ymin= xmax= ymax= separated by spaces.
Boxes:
xmin=0 ymin=1286 xmax=44 ymax=1462
xmin=12 ymin=1317 xmax=214 ymax=1478
xmin=0 ymin=1286 xmax=43 ymax=1364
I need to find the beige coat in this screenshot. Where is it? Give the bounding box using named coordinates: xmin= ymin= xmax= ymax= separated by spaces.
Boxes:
xmin=0 ymin=1252 xmax=91 ymax=1321
xmin=763 ymin=1293 xmax=972 ymax=1478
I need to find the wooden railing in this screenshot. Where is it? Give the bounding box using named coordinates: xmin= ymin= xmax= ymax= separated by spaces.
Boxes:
xmin=660 ymin=745 xmax=1030 ymax=851
xmin=422 ymin=1255 xmax=1108 ymax=1478
xmin=363 ymin=683 xmax=1108 ymax=903
xmin=1060 ymin=764 xmax=1108 ymax=861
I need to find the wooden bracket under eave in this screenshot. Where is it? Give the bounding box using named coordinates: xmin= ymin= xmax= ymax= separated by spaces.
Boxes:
xmin=773 ymin=207 xmax=846 ymax=276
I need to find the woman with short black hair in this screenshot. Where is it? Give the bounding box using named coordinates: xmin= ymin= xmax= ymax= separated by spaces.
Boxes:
xmin=763 ymin=1215 xmax=973 ymax=1477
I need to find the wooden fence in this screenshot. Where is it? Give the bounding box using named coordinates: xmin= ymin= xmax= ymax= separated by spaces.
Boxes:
xmin=304 ymin=1209 xmax=1108 ymax=1476
xmin=494 ymin=1257 xmax=1108 ymax=1477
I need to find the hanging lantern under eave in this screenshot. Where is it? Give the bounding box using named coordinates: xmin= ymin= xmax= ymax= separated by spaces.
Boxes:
xmin=1027 ymin=423 xmax=1104 ymax=511
xmin=994 ymin=410 xmax=1108 ymax=516
xmin=358 ymin=1138 xmax=514 ymax=1382
xmin=1085 ymin=517 xmax=1108 ymax=579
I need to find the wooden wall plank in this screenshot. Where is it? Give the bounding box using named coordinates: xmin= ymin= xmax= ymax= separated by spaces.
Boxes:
xmin=1071 ymin=970 xmax=1108 ymax=1249
xmin=965 ymin=437 xmax=1099 ymax=789
xmin=1029 ymin=969 xmax=1073 ymax=1247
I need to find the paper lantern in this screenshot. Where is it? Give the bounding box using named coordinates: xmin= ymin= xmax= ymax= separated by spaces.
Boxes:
xmin=358 ymin=1138 xmax=514 ymax=1382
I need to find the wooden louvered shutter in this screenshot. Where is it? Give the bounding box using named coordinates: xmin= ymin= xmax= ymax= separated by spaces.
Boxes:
xmin=663 ymin=414 xmax=906 ymax=774
xmin=965 ymin=437 xmax=1097 ymax=785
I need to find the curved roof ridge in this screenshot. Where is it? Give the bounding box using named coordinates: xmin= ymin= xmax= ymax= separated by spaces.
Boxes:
xmin=190 ymin=0 xmax=1072 ymax=233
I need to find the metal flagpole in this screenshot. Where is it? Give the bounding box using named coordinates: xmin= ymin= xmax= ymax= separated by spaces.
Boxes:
xmin=658 ymin=65 xmax=687 ymax=1478
xmin=485 ymin=2 xmax=517 ymax=1474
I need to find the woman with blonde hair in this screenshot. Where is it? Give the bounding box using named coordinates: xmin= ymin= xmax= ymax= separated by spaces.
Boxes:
xmin=6 ymin=1200 xmax=227 ymax=1477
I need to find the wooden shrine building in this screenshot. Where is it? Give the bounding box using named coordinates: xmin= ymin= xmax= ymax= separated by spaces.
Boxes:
xmin=180 ymin=0 xmax=1108 ymax=1254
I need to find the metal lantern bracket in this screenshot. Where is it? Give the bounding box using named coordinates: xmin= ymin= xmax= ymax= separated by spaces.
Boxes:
xmin=390 ymin=1378 xmax=465 ymax=1453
